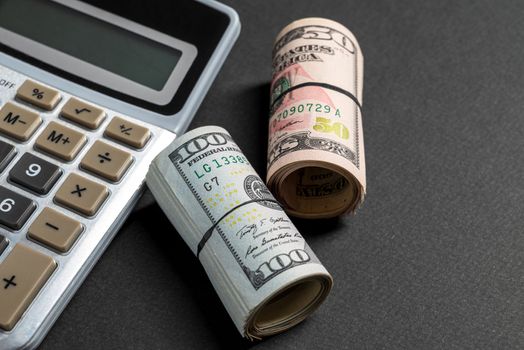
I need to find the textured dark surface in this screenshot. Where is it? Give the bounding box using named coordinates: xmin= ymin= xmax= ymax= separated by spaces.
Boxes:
xmin=40 ymin=0 xmax=524 ymax=349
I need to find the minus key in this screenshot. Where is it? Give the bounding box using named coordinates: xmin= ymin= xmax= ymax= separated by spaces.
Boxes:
xmin=28 ymin=208 xmax=83 ymax=253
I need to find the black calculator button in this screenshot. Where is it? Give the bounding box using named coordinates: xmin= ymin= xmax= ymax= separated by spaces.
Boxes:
xmin=0 ymin=235 xmax=7 ymax=256
xmin=0 ymin=187 xmax=36 ymax=230
xmin=0 ymin=141 xmax=16 ymax=173
xmin=9 ymin=153 xmax=62 ymax=195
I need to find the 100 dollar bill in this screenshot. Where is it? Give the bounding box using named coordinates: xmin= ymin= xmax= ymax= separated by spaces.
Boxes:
xmin=147 ymin=126 xmax=332 ymax=339
xmin=168 ymin=130 xmax=319 ymax=288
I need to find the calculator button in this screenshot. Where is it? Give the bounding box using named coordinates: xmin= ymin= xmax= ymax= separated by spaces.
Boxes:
xmin=0 ymin=244 xmax=56 ymax=331
xmin=0 ymin=140 xmax=16 ymax=172
xmin=0 ymin=235 xmax=7 ymax=256
xmin=35 ymin=122 xmax=87 ymax=161
xmin=54 ymin=174 xmax=108 ymax=216
xmin=105 ymin=117 xmax=150 ymax=149
xmin=28 ymin=208 xmax=83 ymax=253
xmin=9 ymin=153 xmax=62 ymax=194
xmin=80 ymin=141 xmax=132 ymax=182
xmin=16 ymin=80 xmax=61 ymax=111
xmin=0 ymin=102 xmax=42 ymax=141
xmin=0 ymin=187 xmax=36 ymax=230
xmin=61 ymin=98 xmax=106 ymax=129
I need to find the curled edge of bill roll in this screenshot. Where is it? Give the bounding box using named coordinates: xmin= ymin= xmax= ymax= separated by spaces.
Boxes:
xmin=267 ymin=17 xmax=366 ymax=219
xmin=146 ymin=126 xmax=333 ymax=339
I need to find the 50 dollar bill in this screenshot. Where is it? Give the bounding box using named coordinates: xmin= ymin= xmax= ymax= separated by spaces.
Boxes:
xmin=268 ymin=18 xmax=366 ymax=219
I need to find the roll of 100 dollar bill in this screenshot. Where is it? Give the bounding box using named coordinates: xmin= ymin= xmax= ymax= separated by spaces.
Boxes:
xmin=147 ymin=126 xmax=332 ymax=339
xmin=268 ymin=18 xmax=366 ymax=219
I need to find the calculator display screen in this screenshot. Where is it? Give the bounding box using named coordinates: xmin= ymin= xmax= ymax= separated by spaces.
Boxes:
xmin=0 ymin=0 xmax=230 ymax=115
xmin=0 ymin=0 xmax=182 ymax=91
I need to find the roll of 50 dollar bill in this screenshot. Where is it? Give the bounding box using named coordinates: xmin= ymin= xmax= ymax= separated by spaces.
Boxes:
xmin=268 ymin=18 xmax=366 ymax=219
xmin=147 ymin=126 xmax=332 ymax=339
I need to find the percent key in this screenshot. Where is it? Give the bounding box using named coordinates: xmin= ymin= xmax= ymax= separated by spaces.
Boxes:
xmin=32 ymin=89 xmax=44 ymax=100
xmin=17 ymin=80 xmax=61 ymax=110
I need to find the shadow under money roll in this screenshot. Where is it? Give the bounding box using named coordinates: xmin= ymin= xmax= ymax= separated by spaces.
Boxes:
xmin=267 ymin=18 xmax=367 ymax=219
xmin=147 ymin=126 xmax=333 ymax=339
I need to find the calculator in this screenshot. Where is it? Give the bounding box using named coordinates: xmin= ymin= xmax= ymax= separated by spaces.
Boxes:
xmin=0 ymin=0 xmax=239 ymax=348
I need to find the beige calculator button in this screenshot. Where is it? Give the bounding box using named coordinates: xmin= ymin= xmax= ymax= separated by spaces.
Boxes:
xmin=80 ymin=141 xmax=133 ymax=182
xmin=16 ymin=80 xmax=61 ymax=111
xmin=104 ymin=117 xmax=150 ymax=149
xmin=0 ymin=102 xmax=42 ymax=141
xmin=35 ymin=122 xmax=87 ymax=161
xmin=54 ymin=173 xmax=108 ymax=216
xmin=0 ymin=244 xmax=56 ymax=331
xmin=28 ymin=208 xmax=83 ymax=253
xmin=61 ymin=98 xmax=106 ymax=129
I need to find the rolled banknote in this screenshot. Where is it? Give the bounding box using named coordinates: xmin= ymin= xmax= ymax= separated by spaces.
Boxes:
xmin=267 ymin=18 xmax=366 ymax=219
xmin=146 ymin=126 xmax=333 ymax=339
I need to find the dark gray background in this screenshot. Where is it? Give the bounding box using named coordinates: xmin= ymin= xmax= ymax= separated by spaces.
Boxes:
xmin=40 ymin=0 xmax=524 ymax=349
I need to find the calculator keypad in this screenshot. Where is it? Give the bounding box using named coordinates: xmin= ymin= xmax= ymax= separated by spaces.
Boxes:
xmin=0 ymin=187 xmax=36 ymax=230
xmin=54 ymin=174 xmax=109 ymax=216
xmin=0 ymin=102 xmax=42 ymax=141
xmin=16 ymin=80 xmax=61 ymax=111
xmin=35 ymin=121 xmax=87 ymax=161
xmin=0 ymin=244 xmax=56 ymax=331
xmin=28 ymin=208 xmax=83 ymax=253
xmin=9 ymin=153 xmax=62 ymax=195
xmin=0 ymin=74 xmax=162 ymax=336
xmin=61 ymin=98 xmax=106 ymax=129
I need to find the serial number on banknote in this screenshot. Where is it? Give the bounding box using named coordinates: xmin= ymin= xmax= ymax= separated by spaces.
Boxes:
xmin=193 ymin=155 xmax=250 ymax=179
xmin=272 ymin=103 xmax=342 ymax=121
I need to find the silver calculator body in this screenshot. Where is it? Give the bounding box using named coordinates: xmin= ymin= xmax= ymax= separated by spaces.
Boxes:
xmin=0 ymin=1 xmax=239 ymax=348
